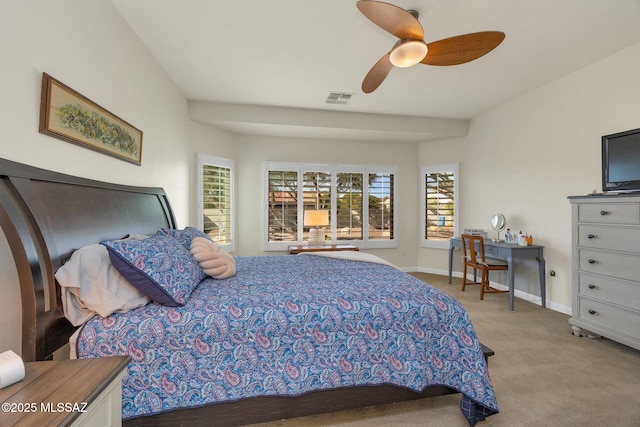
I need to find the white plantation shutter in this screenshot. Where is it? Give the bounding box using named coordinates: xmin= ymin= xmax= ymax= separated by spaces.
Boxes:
xmin=267 ymin=169 xmax=299 ymax=242
xmin=302 ymin=170 xmax=331 ymax=241
xmin=336 ymin=172 xmax=363 ymax=240
xmin=421 ymin=163 xmax=459 ymax=249
xmin=198 ymin=155 xmax=234 ymax=251
xmin=368 ymin=172 xmax=394 ymax=241
xmin=264 ymin=163 xmax=397 ymax=250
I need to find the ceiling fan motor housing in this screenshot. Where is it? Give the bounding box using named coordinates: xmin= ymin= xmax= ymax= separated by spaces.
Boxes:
xmin=390 ymin=39 xmax=428 ymax=67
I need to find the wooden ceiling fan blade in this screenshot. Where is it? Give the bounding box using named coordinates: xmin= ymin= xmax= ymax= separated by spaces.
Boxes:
xmin=421 ymin=31 xmax=505 ymax=66
xmin=362 ymin=53 xmax=393 ymax=93
xmin=356 ymin=0 xmax=424 ymax=40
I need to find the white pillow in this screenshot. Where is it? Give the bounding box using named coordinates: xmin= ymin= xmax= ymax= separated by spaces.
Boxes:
xmin=55 ymin=243 xmax=150 ymax=326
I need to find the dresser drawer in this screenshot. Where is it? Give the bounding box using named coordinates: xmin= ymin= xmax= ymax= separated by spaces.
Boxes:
xmin=579 ymin=249 xmax=640 ymax=283
xmin=578 ymin=273 xmax=640 ymax=309
xmin=578 ymin=225 xmax=640 ymax=253
xmin=577 ymin=297 xmax=640 ymax=341
xmin=577 ymin=202 xmax=639 ymax=224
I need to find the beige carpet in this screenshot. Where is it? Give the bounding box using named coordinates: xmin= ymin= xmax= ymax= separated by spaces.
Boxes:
xmin=249 ymin=273 xmax=640 ymax=427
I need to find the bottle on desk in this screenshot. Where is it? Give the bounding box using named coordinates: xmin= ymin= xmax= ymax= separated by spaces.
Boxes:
xmin=518 ymin=231 xmax=529 ymax=246
xmin=504 ymin=229 xmax=513 ymax=243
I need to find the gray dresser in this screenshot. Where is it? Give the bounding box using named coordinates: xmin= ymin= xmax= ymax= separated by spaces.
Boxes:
xmin=568 ymin=194 xmax=640 ymax=351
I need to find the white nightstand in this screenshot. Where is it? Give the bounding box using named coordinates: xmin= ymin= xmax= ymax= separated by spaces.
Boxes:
xmin=0 ymin=356 xmax=130 ymax=426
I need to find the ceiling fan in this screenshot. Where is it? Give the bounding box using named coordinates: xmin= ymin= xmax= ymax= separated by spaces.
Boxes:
xmin=356 ymin=0 xmax=505 ymax=93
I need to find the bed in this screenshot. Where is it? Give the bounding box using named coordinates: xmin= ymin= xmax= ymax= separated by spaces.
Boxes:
xmin=0 ymin=158 xmax=498 ymax=426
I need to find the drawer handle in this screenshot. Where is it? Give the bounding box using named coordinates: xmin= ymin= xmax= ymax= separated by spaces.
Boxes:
xmin=599 ymin=210 xmax=609 ymax=216
xmin=588 ymin=309 xmax=596 ymax=315
xmin=587 ymin=259 xmax=596 ymax=264
xmin=587 ymin=234 xmax=596 ymax=239
xmin=588 ymin=284 xmax=596 ymax=289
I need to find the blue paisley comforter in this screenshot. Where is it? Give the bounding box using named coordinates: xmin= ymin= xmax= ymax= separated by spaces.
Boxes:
xmin=75 ymin=255 xmax=498 ymax=425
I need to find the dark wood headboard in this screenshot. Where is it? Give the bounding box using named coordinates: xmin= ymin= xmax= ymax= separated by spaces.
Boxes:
xmin=0 ymin=158 xmax=176 ymax=361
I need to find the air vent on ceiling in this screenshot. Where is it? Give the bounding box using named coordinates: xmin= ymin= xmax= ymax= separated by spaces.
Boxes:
xmin=326 ymin=92 xmax=353 ymax=105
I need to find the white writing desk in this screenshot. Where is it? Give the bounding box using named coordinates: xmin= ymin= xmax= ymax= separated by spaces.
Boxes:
xmin=448 ymin=237 xmax=546 ymax=311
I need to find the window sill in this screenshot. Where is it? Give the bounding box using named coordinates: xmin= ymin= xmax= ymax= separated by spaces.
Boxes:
xmin=420 ymin=240 xmax=451 ymax=250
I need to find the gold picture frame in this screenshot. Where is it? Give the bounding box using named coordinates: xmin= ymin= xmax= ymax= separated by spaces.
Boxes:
xmin=39 ymin=73 xmax=143 ymax=165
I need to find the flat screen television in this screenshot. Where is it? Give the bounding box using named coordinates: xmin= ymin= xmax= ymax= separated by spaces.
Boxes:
xmin=602 ymin=127 xmax=640 ymax=193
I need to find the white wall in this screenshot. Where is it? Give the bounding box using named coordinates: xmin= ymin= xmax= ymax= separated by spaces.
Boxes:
xmin=232 ymin=134 xmax=420 ymax=268
xmin=0 ymin=0 xmax=194 ymax=221
xmin=0 ymin=0 xmax=235 ymax=356
xmin=419 ymin=42 xmax=640 ymax=311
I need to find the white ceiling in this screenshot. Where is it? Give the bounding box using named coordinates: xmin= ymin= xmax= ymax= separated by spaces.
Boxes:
xmin=111 ymin=0 xmax=640 ymax=142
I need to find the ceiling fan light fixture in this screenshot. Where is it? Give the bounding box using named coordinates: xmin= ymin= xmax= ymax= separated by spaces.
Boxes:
xmin=389 ymin=40 xmax=428 ymax=67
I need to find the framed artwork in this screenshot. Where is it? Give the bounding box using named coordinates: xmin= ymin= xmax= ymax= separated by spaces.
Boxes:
xmin=39 ymin=73 xmax=143 ymax=165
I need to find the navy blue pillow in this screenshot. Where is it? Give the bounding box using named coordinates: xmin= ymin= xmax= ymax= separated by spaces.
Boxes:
xmin=159 ymin=227 xmax=212 ymax=250
xmin=102 ymin=234 xmax=206 ymax=307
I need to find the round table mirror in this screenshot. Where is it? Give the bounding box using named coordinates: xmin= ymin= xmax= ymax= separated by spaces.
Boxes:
xmin=491 ymin=213 xmax=506 ymax=242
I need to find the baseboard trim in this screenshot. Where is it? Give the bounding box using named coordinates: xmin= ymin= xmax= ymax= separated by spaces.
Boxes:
xmin=401 ymin=267 xmax=571 ymax=315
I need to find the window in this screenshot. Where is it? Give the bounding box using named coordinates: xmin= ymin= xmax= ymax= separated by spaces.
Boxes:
xmin=197 ymin=154 xmax=235 ymax=252
xmin=368 ymin=172 xmax=394 ymax=241
xmin=336 ymin=172 xmax=363 ymax=240
xmin=265 ymin=162 xmax=397 ymax=251
xmin=303 ymin=170 xmax=332 ymax=241
xmin=267 ymin=169 xmax=298 ymax=242
xmin=421 ymin=163 xmax=459 ymax=249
